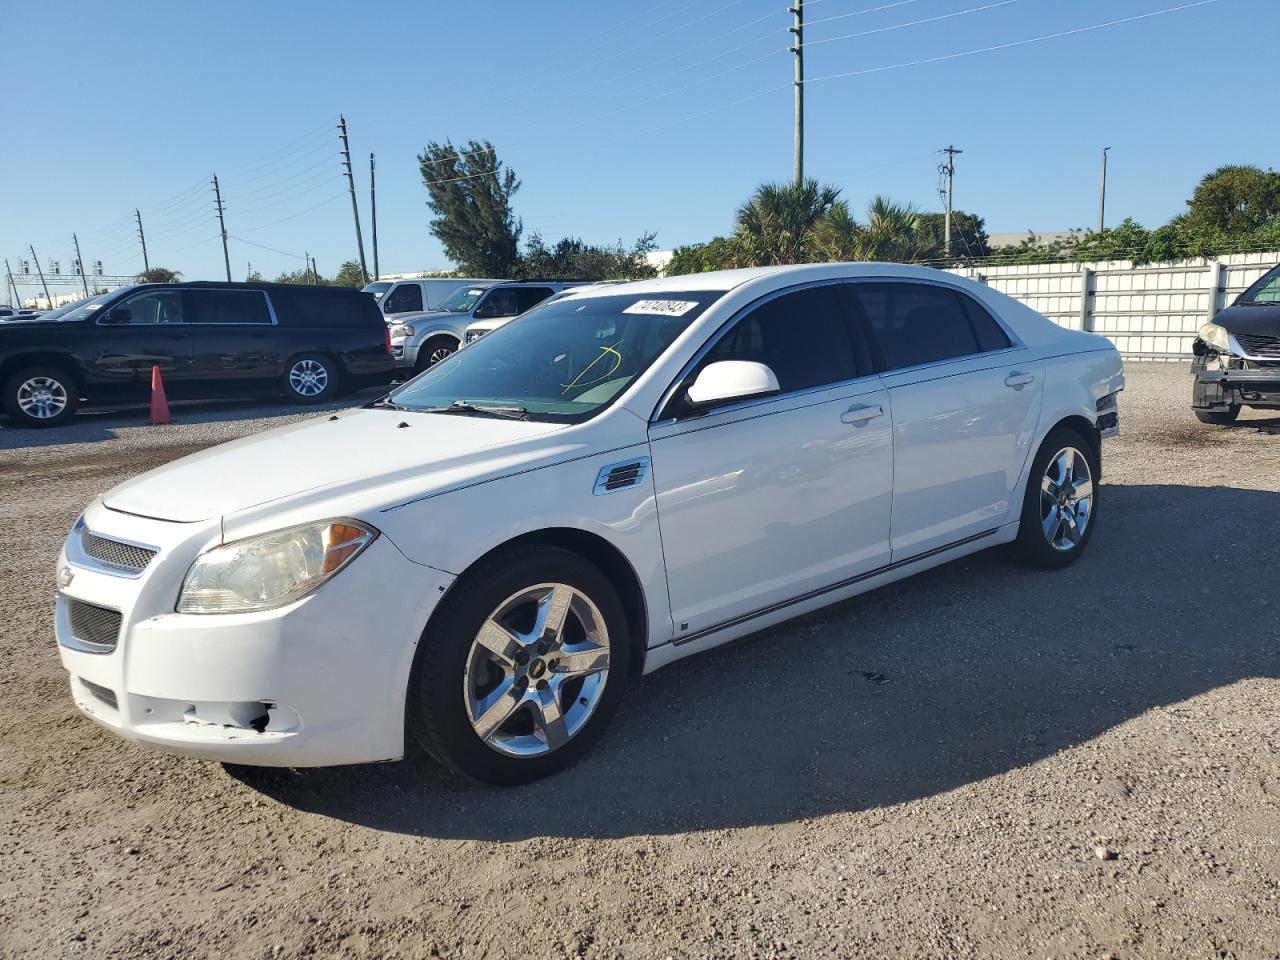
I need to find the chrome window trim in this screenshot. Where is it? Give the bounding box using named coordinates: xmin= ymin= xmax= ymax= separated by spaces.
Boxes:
xmin=649 ymin=275 xmax=1024 ymax=427
xmin=65 ymin=517 xmax=159 ymax=579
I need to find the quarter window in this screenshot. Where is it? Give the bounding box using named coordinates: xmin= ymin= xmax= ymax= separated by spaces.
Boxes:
xmin=847 ymin=283 xmax=990 ymax=371
xmin=383 ymin=284 xmax=423 ymax=314
xmin=186 ymin=289 xmax=271 ymax=325
xmin=701 ymin=285 xmax=859 ymax=393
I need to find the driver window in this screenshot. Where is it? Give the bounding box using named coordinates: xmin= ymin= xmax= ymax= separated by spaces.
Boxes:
xmin=475 ymin=288 xmax=520 ymax=318
xmin=119 ymin=289 xmax=185 ymax=324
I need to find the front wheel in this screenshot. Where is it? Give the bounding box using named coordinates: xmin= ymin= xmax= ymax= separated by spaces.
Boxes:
xmin=414 ymin=335 xmax=457 ymax=375
xmin=3 ymin=366 xmax=80 ymax=428
xmin=1013 ymin=425 xmax=1100 ymax=569
xmin=408 ymin=545 xmax=631 ymax=785
xmin=282 ymin=354 xmax=340 ymax=404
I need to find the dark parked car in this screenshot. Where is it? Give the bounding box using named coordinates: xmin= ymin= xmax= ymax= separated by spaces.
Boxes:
xmin=1192 ymin=263 xmax=1280 ymax=424
xmin=0 ymin=282 xmax=394 ymax=427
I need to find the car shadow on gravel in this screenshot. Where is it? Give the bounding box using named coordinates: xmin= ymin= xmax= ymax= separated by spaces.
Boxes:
xmin=229 ymin=483 xmax=1280 ymax=840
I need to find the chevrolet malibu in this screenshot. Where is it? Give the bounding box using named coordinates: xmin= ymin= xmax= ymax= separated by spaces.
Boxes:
xmin=55 ymin=264 xmax=1124 ymax=785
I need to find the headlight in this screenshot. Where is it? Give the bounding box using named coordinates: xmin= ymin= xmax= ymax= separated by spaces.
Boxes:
xmin=390 ymin=324 xmax=415 ymax=338
xmin=1197 ymin=321 xmax=1231 ymax=353
xmin=177 ymin=520 xmax=377 ymax=614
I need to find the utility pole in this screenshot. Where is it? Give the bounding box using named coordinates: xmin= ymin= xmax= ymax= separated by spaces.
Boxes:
xmin=1097 ymin=146 xmax=1111 ymax=233
xmin=789 ymin=1 xmax=804 ymax=185
xmin=5 ymin=258 xmax=21 ymax=308
xmin=247 ymin=261 xmax=253 ymax=281
xmin=212 ymin=174 xmax=231 ymax=282
xmin=135 ymin=209 xmax=150 ymax=273
xmin=369 ymin=152 xmax=379 ymax=281
xmin=304 ymin=250 xmax=311 ymax=284
xmin=941 ymin=145 xmax=962 ymax=259
xmin=29 ymin=245 xmax=52 ymax=310
xmin=338 ymin=115 xmax=369 ymax=284
xmin=72 ymin=233 xmax=89 ymax=296
xmin=310 ymin=256 xmax=318 ymax=283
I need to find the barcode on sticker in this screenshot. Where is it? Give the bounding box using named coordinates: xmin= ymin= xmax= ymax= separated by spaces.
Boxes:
xmin=622 ymin=299 xmax=698 ymax=316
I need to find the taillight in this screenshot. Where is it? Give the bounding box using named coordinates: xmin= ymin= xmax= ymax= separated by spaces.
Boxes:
xmin=384 ymin=328 xmax=391 ymax=354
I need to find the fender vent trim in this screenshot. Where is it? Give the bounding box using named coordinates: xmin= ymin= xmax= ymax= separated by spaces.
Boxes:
xmin=593 ymin=457 xmax=650 ymax=495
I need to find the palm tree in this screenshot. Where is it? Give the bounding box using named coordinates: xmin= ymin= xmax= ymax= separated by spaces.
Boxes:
xmin=857 ymin=196 xmax=937 ymax=263
xmin=728 ymin=179 xmax=842 ymax=267
xmin=136 ymin=267 xmax=182 ymax=284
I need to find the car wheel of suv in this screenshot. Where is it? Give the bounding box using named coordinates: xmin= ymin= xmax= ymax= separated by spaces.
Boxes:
xmin=415 ymin=336 xmax=457 ymax=374
xmin=3 ymin=366 xmax=80 ymax=428
xmin=283 ymin=354 xmax=339 ymax=404
xmin=408 ymin=544 xmax=631 ymax=786
xmin=1194 ymin=405 xmax=1240 ymax=425
xmin=1013 ymin=425 xmax=1100 ymax=570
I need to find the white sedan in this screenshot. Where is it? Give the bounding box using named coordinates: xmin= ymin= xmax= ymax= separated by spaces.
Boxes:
xmin=55 ymin=264 xmax=1123 ymax=785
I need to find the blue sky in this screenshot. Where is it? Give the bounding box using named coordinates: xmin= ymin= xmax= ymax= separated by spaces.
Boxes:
xmin=2 ymin=0 xmax=1275 ymax=292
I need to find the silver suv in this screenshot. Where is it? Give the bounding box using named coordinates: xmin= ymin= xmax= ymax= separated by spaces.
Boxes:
xmin=388 ymin=281 xmax=581 ymax=374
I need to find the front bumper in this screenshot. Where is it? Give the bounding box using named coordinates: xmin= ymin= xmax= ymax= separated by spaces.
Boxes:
xmin=1194 ymin=364 xmax=1280 ymax=408
xmin=56 ymin=503 xmax=452 ymax=766
xmin=389 ymin=339 xmax=418 ymax=368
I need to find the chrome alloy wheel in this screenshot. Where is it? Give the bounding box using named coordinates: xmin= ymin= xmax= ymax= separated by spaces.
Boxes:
xmin=427 ymin=344 xmax=454 ymax=366
xmin=288 ymin=359 xmax=329 ymax=397
xmin=463 ymin=583 xmax=611 ymax=758
xmin=17 ymin=376 xmax=68 ymax=419
xmin=1040 ymin=446 xmax=1094 ymax=552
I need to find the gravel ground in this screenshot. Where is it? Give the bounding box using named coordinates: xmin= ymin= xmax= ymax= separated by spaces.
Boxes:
xmin=1 ymin=363 xmax=1277 ymax=960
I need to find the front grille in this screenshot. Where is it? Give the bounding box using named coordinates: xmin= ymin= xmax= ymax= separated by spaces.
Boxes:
xmin=80 ymin=528 xmax=156 ymax=574
xmin=67 ymin=599 xmax=122 ymax=651
xmin=1236 ymin=333 xmax=1280 ymax=358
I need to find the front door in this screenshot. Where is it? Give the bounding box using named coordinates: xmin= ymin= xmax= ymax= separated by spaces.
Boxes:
xmin=841 ymin=280 xmax=1044 ymax=560
xmin=648 ymin=283 xmax=894 ymax=639
xmin=91 ymin=288 xmax=193 ymax=395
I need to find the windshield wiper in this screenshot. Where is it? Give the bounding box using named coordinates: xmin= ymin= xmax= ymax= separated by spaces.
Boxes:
xmin=422 ymin=400 xmax=529 ymax=420
xmin=367 ymin=396 xmax=409 ymax=411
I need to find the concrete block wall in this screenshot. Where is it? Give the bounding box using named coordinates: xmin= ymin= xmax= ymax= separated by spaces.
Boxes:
xmin=950 ymin=251 xmax=1279 ymax=359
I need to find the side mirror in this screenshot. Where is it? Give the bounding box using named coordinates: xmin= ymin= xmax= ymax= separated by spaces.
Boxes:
xmin=685 ymin=360 xmax=780 ymax=409
xmin=103 ymin=306 xmax=131 ymax=324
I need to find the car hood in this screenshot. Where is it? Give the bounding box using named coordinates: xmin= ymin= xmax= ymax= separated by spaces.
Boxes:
xmin=1213 ymin=302 xmax=1280 ymax=336
xmin=102 ymin=408 xmax=567 ymax=523
xmin=390 ymin=309 xmax=457 ymax=327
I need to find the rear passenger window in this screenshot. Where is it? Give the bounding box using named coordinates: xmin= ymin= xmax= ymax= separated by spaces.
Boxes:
xmin=847 ymin=283 xmax=981 ymax=371
xmin=516 ymin=287 xmax=554 ymax=312
xmin=187 ymin=289 xmax=271 ymax=325
xmin=383 ymin=284 xmax=422 ymax=314
xmin=702 ymin=286 xmax=858 ymax=393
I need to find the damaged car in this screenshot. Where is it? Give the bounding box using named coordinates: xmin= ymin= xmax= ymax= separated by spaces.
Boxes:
xmin=1191 ymin=263 xmax=1280 ymax=424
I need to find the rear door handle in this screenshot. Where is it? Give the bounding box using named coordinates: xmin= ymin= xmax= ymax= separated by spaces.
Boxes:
xmin=841 ymin=403 xmax=884 ymax=426
xmin=1004 ymin=371 xmax=1035 ymax=388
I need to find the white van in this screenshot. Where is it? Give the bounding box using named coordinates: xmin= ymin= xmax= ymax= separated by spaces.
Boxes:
xmin=363 ymin=277 xmax=499 ymax=320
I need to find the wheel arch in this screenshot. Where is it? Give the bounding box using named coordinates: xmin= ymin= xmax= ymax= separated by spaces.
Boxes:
xmin=1 ymin=352 xmax=84 ymax=393
xmin=435 ymin=526 xmax=649 ymax=678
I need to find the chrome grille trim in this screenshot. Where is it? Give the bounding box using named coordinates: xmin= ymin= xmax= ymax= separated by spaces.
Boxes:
xmin=66 ymin=598 xmax=122 ymax=653
xmin=65 ymin=518 xmax=158 ymax=579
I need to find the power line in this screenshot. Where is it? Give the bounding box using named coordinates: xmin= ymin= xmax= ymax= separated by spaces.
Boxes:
xmin=800 ymin=0 xmax=1025 ymax=48
xmin=805 ymin=0 xmax=924 ymax=29
xmin=227 ymin=234 xmax=308 ymax=260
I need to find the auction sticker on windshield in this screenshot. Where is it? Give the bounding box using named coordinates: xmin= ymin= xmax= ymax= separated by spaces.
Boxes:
xmin=622 ymin=299 xmax=700 ymax=316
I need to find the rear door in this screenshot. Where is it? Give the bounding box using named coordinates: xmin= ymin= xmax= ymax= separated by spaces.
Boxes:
xmin=841 ymin=280 xmax=1043 ymax=560
xmin=184 ymin=288 xmax=278 ymax=389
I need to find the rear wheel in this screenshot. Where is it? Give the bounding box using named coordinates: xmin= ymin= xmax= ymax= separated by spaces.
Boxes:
xmin=3 ymin=365 xmax=80 ymax=428
xmin=1194 ymin=406 xmax=1240 ymax=425
xmin=282 ymin=354 xmax=340 ymax=404
xmin=1013 ymin=425 xmax=1099 ymax=569
xmin=408 ymin=545 xmax=630 ymax=785
xmin=414 ymin=335 xmax=457 ymax=375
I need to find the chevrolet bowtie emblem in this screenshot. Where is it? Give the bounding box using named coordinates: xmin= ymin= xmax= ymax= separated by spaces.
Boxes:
xmin=57 ymin=565 xmax=75 ymax=589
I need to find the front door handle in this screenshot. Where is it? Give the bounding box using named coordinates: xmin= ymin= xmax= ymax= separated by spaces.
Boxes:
xmin=1004 ymin=371 xmax=1035 ymax=389
xmin=841 ymin=403 xmax=884 ymax=426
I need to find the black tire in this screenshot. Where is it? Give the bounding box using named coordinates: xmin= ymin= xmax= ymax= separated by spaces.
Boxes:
xmin=3 ymin=365 xmax=80 ymax=428
xmin=1194 ymin=406 xmax=1240 ymax=425
xmin=282 ymin=353 xmax=340 ymax=404
xmin=1012 ymin=424 xmax=1101 ymax=570
xmin=414 ymin=335 xmax=457 ymax=375
xmin=408 ymin=544 xmax=632 ymax=786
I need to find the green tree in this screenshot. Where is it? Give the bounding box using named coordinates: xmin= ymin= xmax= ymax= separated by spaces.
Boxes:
xmin=136 ymin=267 xmax=181 ymax=283
xmin=332 ymin=260 xmax=366 ymax=288
xmin=917 ymin=210 xmax=991 ymax=260
xmin=517 ymin=233 xmax=658 ymax=281
xmin=1184 ymin=164 xmax=1280 ymax=234
xmin=666 ymin=236 xmax=734 ymax=275
xmin=727 ymin=179 xmax=841 ymax=266
xmin=419 ymin=140 xmax=522 ymax=277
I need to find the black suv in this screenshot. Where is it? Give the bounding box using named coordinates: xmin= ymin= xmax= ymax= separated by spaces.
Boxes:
xmin=0 ymin=282 xmax=394 ymax=427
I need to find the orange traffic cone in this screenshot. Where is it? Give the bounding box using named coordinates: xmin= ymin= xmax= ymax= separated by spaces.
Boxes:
xmin=148 ymin=365 xmax=172 ymax=425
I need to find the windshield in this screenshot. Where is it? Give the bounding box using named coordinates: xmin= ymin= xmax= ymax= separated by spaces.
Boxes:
xmin=362 ymin=281 xmax=392 ymax=302
xmin=388 ymin=291 xmax=722 ymax=422
xmin=1239 ymin=266 xmax=1280 ymax=305
xmin=44 ymin=290 xmax=119 ymax=321
xmin=438 ymin=285 xmax=491 ymax=313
